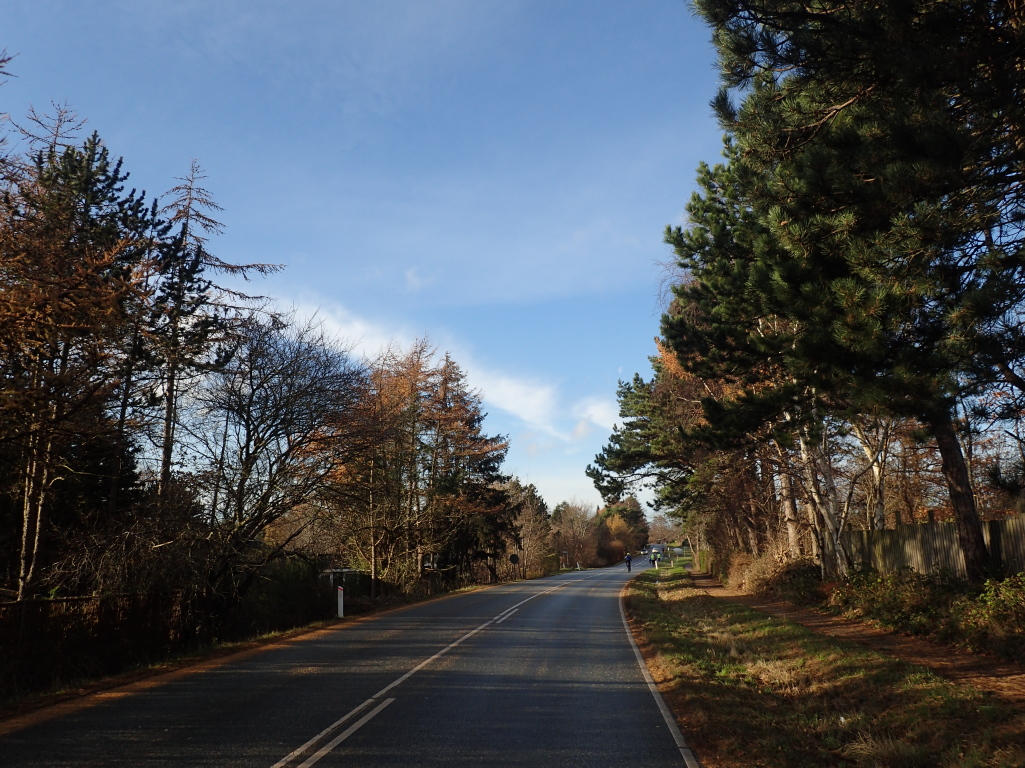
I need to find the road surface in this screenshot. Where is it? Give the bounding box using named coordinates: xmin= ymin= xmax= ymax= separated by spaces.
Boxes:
xmin=1 ymin=565 xmax=698 ymax=767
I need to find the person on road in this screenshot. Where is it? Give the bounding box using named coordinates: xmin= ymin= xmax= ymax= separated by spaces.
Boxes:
xmin=624 ymin=553 xmax=632 ymax=572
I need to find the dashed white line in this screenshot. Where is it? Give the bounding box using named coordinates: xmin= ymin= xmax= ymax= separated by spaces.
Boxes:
xmin=295 ymin=698 xmax=395 ymax=768
xmin=271 ymin=575 xmax=595 ymax=767
xmin=494 ymin=608 xmax=518 ymax=624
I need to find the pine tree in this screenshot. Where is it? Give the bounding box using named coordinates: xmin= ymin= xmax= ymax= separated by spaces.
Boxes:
xmin=689 ymin=0 xmax=1025 ymax=580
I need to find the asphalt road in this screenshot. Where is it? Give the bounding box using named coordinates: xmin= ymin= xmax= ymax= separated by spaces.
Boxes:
xmin=1 ymin=564 xmax=698 ymax=768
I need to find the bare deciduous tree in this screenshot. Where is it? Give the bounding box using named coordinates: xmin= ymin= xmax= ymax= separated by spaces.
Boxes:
xmin=182 ymin=312 xmax=364 ymax=601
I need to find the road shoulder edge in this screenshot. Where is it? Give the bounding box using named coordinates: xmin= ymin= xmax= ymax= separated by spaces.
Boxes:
xmin=0 ymin=578 xmax=526 ymax=737
xmin=619 ymin=577 xmax=702 ymax=768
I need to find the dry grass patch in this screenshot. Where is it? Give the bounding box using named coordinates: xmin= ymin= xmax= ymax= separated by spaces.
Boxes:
xmin=624 ymin=567 xmax=1025 ymax=768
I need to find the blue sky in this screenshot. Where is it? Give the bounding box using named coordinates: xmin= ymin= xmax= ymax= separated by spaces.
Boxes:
xmin=3 ymin=0 xmax=722 ymax=510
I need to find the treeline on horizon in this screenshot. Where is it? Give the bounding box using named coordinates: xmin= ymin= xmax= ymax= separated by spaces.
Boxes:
xmin=590 ymin=0 xmax=1025 ymax=584
xmin=0 ymin=54 xmax=655 ymax=615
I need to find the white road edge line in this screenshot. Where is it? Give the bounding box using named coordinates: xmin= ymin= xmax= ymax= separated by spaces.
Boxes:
xmin=619 ymin=588 xmax=702 ymax=768
xmin=295 ymin=698 xmax=395 ymax=768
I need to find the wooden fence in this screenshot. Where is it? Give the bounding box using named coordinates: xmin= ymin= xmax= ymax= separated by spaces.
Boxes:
xmin=842 ymin=515 xmax=1025 ymax=578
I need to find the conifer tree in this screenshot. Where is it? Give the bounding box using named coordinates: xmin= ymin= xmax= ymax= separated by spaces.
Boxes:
xmin=326 ymin=342 xmax=510 ymax=593
xmin=0 ymin=133 xmax=161 ymax=598
xmin=152 ymin=161 xmax=224 ymax=505
xmin=688 ymin=0 xmax=1025 ymax=580
xmin=505 ymin=478 xmax=553 ymax=577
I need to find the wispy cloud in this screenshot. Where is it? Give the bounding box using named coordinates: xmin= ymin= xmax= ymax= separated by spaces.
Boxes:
xmin=572 ymin=396 xmax=619 ymax=431
xmin=404 ymin=268 xmax=422 ymax=293
xmin=288 ymin=298 xmax=623 ymax=452
xmin=284 ymin=296 xmax=612 ymax=508
xmin=466 ymin=366 xmax=561 ymax=436
xmin=572 ymin=419 xmax=592 ymax=440
xmin=295 ymin=298 xmax=411 ymax=360
xmin=290 ymin=298 xmax=564 ymax=435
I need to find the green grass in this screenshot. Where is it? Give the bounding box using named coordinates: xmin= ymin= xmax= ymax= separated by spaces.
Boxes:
xmin=626 ymin=566 xmax=1025 ymax=768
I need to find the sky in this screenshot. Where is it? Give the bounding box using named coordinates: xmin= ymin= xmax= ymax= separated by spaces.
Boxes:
xmin=2 ymin=0 xmax=723 ymax=511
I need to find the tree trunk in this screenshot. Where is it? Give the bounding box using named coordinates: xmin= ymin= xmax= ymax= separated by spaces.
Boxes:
xmin=369 ymin=458 xmax=378 ymax=601
xmin=18 ymin=353 xmax=59 ymax=600
xmin=852 ymin=420 xmax=890 ymax=531
xmin=804 ymin=502 xmax=822 ymax=565
xmin=110 ymin=325 xmax=151 ymax=517
xmin=780 ymin=471 xmax=803 ymax=558
xmin=158 ymin=353 xmax=179 ymax=507
xmin=18 ymin=426 xmax=53 ymax=600
xmin=798 ymin=434 xmax=838 ymax=574
xmin=924 ymin=408 xmax=991 ymax=582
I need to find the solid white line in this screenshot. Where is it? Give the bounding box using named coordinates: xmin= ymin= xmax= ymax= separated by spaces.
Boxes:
xmin=372 ymin=580 xmax=574 ymax=701
xmin=619 ymin=590 xmax=702 ymax=768
xmin=295 ymin=698 xmax=395 ymax=768
xmin=268 ymin=699 xmax=375 ymax=768
xmin=370 ymin=623 xmax=491 ymax=699
xmin=272 ymin=575 xmax=602 ymax=767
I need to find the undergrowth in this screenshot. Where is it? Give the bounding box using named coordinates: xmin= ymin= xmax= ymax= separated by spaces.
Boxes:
xmin=725 ymin=553 xmax=1025 ymax=661
xmin=829 ymin=569 xmax=1025 ymax=660
xmin=626 ymin=566 xmax=1025 ymax=768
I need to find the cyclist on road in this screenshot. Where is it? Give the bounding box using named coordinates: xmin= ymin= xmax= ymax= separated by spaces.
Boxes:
xmin=624 ymin=552 xmax=632 ymax=572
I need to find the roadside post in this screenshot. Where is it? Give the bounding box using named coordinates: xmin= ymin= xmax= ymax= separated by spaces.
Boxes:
xmin=337 ymin=586 xmax=344 ymax=618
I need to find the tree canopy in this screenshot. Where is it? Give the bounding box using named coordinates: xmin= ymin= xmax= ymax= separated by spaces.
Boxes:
xmin=594 ymin=0 xmax=1025 ymax=582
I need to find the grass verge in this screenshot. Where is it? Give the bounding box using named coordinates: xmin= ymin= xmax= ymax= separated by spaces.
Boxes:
xmin=625 ymin=566 xmax=1025 ymax=768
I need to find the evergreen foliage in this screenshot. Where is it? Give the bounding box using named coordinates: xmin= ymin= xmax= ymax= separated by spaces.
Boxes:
xmin=594 ymin=1 xmax=1025 ymax=582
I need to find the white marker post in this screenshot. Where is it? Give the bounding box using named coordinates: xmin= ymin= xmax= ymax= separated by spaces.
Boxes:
xmin=337 ymin=586 xmax=344 ymax=618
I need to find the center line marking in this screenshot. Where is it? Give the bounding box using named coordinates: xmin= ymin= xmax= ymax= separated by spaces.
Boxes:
xmin=271 ymin=574 xmax=606 ymax=767
xmin=295 ymin=698 xmax=395 ymax=768
xmin=269 ymin=699 xmax=375 ymax=768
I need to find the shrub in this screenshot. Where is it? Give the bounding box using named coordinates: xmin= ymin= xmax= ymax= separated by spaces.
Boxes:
xmin=824 ymin=569 xmax=1025 ymax=660
xmin=735 ymin=553 xmax=775 ymax=593
xmin=723 ymin=552 xmax=754 ymax=588
xmin=955 ymin=573 xmax=1025 ymax=658
xmin=716 ymin=556 xmax=1025 ymax=661
xmin=828 ymin=569 xmax=975 ymax=637
xmin=757 ymin=558 xmax=824 ymax=606
xmin=721 ymin=554 xmax=826 ymax=605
